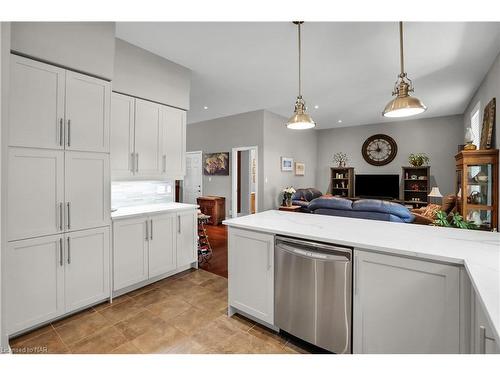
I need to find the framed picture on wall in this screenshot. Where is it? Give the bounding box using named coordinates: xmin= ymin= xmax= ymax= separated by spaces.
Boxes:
xmin=281 ymin=157 xmax=294 ymax=172
xmin=295 ymin=162 xmax=305 ymax=176
xmin=203 ymin=152 xmax=230 ymax=175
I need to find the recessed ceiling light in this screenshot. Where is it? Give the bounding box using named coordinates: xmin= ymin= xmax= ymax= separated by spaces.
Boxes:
xmin=338 ymin=120 xmax=343 ymax=123
xmin=203 ymin=106 xmax=208 ymax=110
xmin=314 ymin=105 xmax=319 ymax=109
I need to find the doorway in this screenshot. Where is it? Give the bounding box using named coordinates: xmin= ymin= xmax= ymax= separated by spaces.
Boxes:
xmin=183 ymin=151 xmax=203 ymax=204
xmin=231 ymin=146 xmax=258 ymax=218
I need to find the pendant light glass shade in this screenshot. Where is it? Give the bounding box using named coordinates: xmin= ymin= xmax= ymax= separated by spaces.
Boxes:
xmin=287 ymin=21 xmax=315 ymax=129
xmin=383 ymin=22 xmax=427 ymax=118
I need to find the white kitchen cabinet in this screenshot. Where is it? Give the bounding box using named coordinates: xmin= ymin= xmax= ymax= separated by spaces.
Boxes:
xmin=148 ymin=213 xmax=177 ymax=278
xmin=176 ymin=210 xmax=198 ymax=267
xmin=64 ymin=227 xmax=110 ymax=312
xmin=9 ymin=55 xmax=65 ymax=149
xmin=112 ymin=217 xmax=149 ymax=291
xmin=353 ymin=249 xmax=460 ymax=354
xmin=64 ymin=152 xmax=110 ymax=232
xmin=110 ymin=92 xmax=135 ymax=178
xmin=472 ymin=290 xmax=500 ymax=354
xmin=134 ymin=98 xmax=162 ymax=176
xmin=6 ymin=234 xmax=65 ymax=334
xmin=228 ymin=228 xmax=274 ymax=325
xmin=160 ymin=105 xmax=186 ymax=179
xmin=8 ymin=148 xmax=64 ymax=241
xmin=65 ymin=70 xmax=110 ymax=153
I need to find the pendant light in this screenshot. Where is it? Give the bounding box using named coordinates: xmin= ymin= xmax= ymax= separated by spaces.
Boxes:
xmin=286 ymin=21 xmax=316 ymax=129
xmin=382 ymin=22 xmax=427 ymax=118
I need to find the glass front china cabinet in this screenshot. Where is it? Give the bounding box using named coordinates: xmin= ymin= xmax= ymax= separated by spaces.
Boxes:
xmin=455 ymin=150 xmax=499 ymax=231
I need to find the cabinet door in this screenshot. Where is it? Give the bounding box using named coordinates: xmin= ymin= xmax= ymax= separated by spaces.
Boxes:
xmin=8 ymin=148 xmax=64 ymax=241
xmin=472 ymin=291 xmax=500 ymax=354
xmin=149 ymin=213 xmax=176 ymax=278
xmin=110 ymin=92 xmax=135 ymax=178
xmin=353 ymin=250 xmax=460 ymax=353
xmin=160 ymin=105 xmax=186 ymax=178
xmin=113 ymin=217 xmax=149 ymax=291
xmin=65 ymin=70 xmax=110 ymax=152
xmin=64 ymin=227 xmax=110 ymax=312
xmin=9 ymin=54 xmax=65 ymax=149
xmin=228 ymin=228 xmax=274 ymax=325
xmin=134 ymin=99 xmax=161 ymax=176
xmin=6 ymin=234 xmax=65 ymax=334
xmin=65 ymin=152 xmax=110 ymax=232
xmin=176 ymin=210 xmax=197 ymax=267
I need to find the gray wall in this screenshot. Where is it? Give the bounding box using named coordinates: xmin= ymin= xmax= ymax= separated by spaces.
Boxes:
xmin=187 ymin=110 xmax=265 ymax=217
xmin=263 ymin=110 xmax=318 ymax=209
xmin=316 ymin=115 xmax=464 ymax=197
xmin=239 ymin=150 xmax=250 ymax=215
xmin=113 ymin=39 xmax=191 ymax=109
xmin=11 ymin=22 xmax=115 ymax=80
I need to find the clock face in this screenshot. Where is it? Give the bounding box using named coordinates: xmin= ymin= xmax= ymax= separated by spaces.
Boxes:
xmin=362 ymin=134 xmax=398 ymax=166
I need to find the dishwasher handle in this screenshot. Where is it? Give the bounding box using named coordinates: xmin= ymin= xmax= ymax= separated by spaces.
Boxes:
xmin=276 ymin=239 xmax=351 ymax=262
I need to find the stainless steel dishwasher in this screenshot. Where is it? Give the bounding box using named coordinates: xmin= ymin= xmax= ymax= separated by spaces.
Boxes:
xmin=275 ymin=236 xmax=352 ymax=354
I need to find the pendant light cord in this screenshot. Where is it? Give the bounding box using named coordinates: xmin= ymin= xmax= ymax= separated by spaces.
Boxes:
xmin=399 ymin=21 xmax=405 ymax=75
xmin=298 ymin=22 xmax=302 ymax=97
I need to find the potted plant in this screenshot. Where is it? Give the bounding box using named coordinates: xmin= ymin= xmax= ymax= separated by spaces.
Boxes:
xmin=433 ymin=211 xmax=478 ymax=230
xmin=282 ymin=187 xmax=296 ymax=207
xmin=408 ymin=153 xmax=430 ymax=167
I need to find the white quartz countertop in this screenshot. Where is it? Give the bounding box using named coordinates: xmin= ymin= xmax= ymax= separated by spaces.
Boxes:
xmin=112 ymin=202 xmax=198 ymax=219
xmin=223 ymin=210 xmax=500 ymax=343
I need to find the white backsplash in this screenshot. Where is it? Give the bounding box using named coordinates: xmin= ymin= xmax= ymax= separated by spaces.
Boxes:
xmin=112 ymin=180 xmax=174 ymax=209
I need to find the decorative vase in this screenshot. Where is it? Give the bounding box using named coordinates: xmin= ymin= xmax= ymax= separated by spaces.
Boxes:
xmin=410 ymin=160 xmax=423 ymax=167
xmin=285 ymin=197 xmax=292 ymax=207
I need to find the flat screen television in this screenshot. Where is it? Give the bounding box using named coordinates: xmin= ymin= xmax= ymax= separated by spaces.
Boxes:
xmin=355 ymin=174 xmax=399 ymax=200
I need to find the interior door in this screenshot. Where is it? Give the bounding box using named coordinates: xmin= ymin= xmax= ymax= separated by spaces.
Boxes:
xmin=9 ymin=54 xmax=65 ymax=149
xmin=149 ymin=213 xmax=176 ymax=278
xmin=65 ymin=152 xmax=110 ymax=231
xmin=161 ymin=105 xmax=186 ymax=178
xmin=176 ymin=210 xmax=197 ymax=267
xmin=65 ymin=70 xmax=110 ymax=152
xmin=8 ymin=147 xmax=64 ymax=241
xmin=183 ymin=152 xmax=203 ymax=204
xmin=6 ymin=234 xmax=65 ymax=334
xmin=113 ymin=217 xmax=149 ymax=291
xmin=135 ymin=98 xmax=161 ymax=176
xmin=110 ymin=92 xmax=135 ymax=178
xmin=64 ymin=227 xmax=110 ymax=312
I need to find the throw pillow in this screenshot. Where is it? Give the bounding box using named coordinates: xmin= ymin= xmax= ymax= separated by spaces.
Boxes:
xmin=421 ymin=204 xmax=441 ymax=219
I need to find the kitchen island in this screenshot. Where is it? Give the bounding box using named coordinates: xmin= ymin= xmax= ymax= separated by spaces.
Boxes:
xmin=223 ymin=210 xmax=500 ymax=354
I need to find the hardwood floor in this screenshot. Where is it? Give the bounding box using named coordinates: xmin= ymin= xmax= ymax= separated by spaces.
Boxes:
xmin=199 ymin=224 xmax=228 ymax=278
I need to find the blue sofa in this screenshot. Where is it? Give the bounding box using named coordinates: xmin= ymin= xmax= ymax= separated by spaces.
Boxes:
xmin=308 ymin=197 xmax=415 ymax=223
xmin=291 ymin=188 xmax=323 ymax=213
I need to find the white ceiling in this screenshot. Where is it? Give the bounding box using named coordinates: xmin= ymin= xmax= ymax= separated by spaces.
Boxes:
xmin=116 ymin=22 xmax=500 ymax=129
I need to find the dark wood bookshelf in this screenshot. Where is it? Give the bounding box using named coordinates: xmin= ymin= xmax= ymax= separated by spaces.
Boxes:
xmin=330 ymin=167 xmax=354 ymax=198
xmin=401 ymin=166 xmax=430 ymax=208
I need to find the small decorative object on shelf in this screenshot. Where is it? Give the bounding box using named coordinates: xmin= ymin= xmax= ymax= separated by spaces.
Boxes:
xmin=455 ymin=149 xmax=498 ymax=231
xmin=330 ymin=167 xmax=354 ymax=197
xmin=401 ymin=165 xmax=430 ymax=208
xmin=408 ymin=153 xmax=430 ymax=167
xmin=464 ymin=127 xmax=477 ymax=151
xmin=333 ymin=152 xmax=348 ymax=167
xmin=282 ymin=187 xmax=296 ymax=207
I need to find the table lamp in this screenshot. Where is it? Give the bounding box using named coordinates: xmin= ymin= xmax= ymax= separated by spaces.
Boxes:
xmin=428 ymin=187 xmax=443 ymax=204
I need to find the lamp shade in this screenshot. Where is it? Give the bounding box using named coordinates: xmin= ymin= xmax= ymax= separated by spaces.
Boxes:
xmin=428 ymin=187 xmax=443 ymax=198
xmin=383 ymin=95 xmax=427 ymax=118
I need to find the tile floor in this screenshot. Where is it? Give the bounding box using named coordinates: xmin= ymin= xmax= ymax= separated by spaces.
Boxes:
xmin=9 ymin=269 xmax=315 ymax=354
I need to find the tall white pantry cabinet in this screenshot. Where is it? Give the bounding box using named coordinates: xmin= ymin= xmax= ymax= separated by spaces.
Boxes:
xmin=6 ymin=54 xmax=111 ymax=335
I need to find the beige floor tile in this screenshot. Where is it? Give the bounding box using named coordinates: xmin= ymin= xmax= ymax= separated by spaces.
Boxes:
xmin=132 ymin=323 xmax=187 ymax=353
xmin=9 ymin=324 xmax=53 ymax=346
xmin=126 ymin=282 xmax=159 ymax=297
xmin=146 ymin=296 xmax=192 ymax=322
xmin=54 ymin=311 xmax=111 ymax=345
xmin=159 ymin=278 xmax=200 ymax=297
xmin=181 ymin=269 xmax=219 ymax=285
xmin=217 ymin=314 xmax=255 ymax=333
xmin=51 ymin=307 xmax=96 ymax=328
xmin=114 ymin=310 xmax=169 ymax=340
xmin=98 ymin=299 xmax=147 ymax=325
xmin=216 ymin=331 xmax=286 ymax=354
xmin=131 ymin=288 xmax=171 ymax=307
xmin=93 ymin=294 xmax=132 ymax=311
xmin=69 ymin=326 xmax=127 ymax=354
xmin=169 ymin=307 xmax=221 ymax=335
xmin=167 ymin=337 xmax=214 ymax=354
xmin=248 ymin=323 xmax=287 ymax=347
xmin=190 ymin=316 xmax=242 ymax=348
xmin=11 ymin=327 xmax=69 ymax=354
xmin=110 ymin=341 xmax=142 ymax=354
xmin=282 ymin=340 xmax=310 ymax=354
xmin=200 ymin=277 xmax=228 ymax=293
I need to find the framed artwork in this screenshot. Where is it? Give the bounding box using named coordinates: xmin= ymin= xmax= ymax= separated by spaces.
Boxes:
xmin=295 ymin=162 xmax=305 ymax=176
xmin=281 ymin=157 xmax=293 ymax=172
xmin=480 ymin=98 xmax=496 ymax=149
xmin=203 ymin=152 xmax=229 ymax=175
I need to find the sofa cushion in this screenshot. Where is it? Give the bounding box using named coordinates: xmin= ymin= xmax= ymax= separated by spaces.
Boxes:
xmin=292 ymin=188 xmax=322 ymax=202
xmin=308 ymin=197 xmax=353 ymax=211
xmin=353 ymin=199 xmax=414 ymax=221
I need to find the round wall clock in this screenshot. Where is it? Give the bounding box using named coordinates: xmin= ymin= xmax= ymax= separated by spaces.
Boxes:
xmin=362 ymin=134 xmax=398 ymax=166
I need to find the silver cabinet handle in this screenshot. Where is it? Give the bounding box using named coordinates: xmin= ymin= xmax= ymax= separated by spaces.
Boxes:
xmin=130 ymin=153 xmax=135 ymax=174
xmin=67 ymin=237 xmax=71 ymax=264
xmin=480 ymin=326 xmax=486 ymax=354
xmin=267 ymin=244 xmax=272 ymax=270
xmin=150 ymin=219 xmax=153 ymax=240
xmin=178 ymin=215 xmax=181 ymax=233
xmin=135 ymin=153 xmax=139 ymax=172
xmin=59 ymin=202 xmax=63 ymax=231
xmin=66 ymin=202 xmax=71 ymax=230
xmin=59 ymin=238 xmax=63 ymax=266
xmin=59 ymin=118 xmax=64 ymax=146
xmin=162 ymin=155 xmax=166 ymax=173
xmin=67 ymin=119 xmax=71 ymax=147
xmin=145 ymin=219 xmax=149 ymax=241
